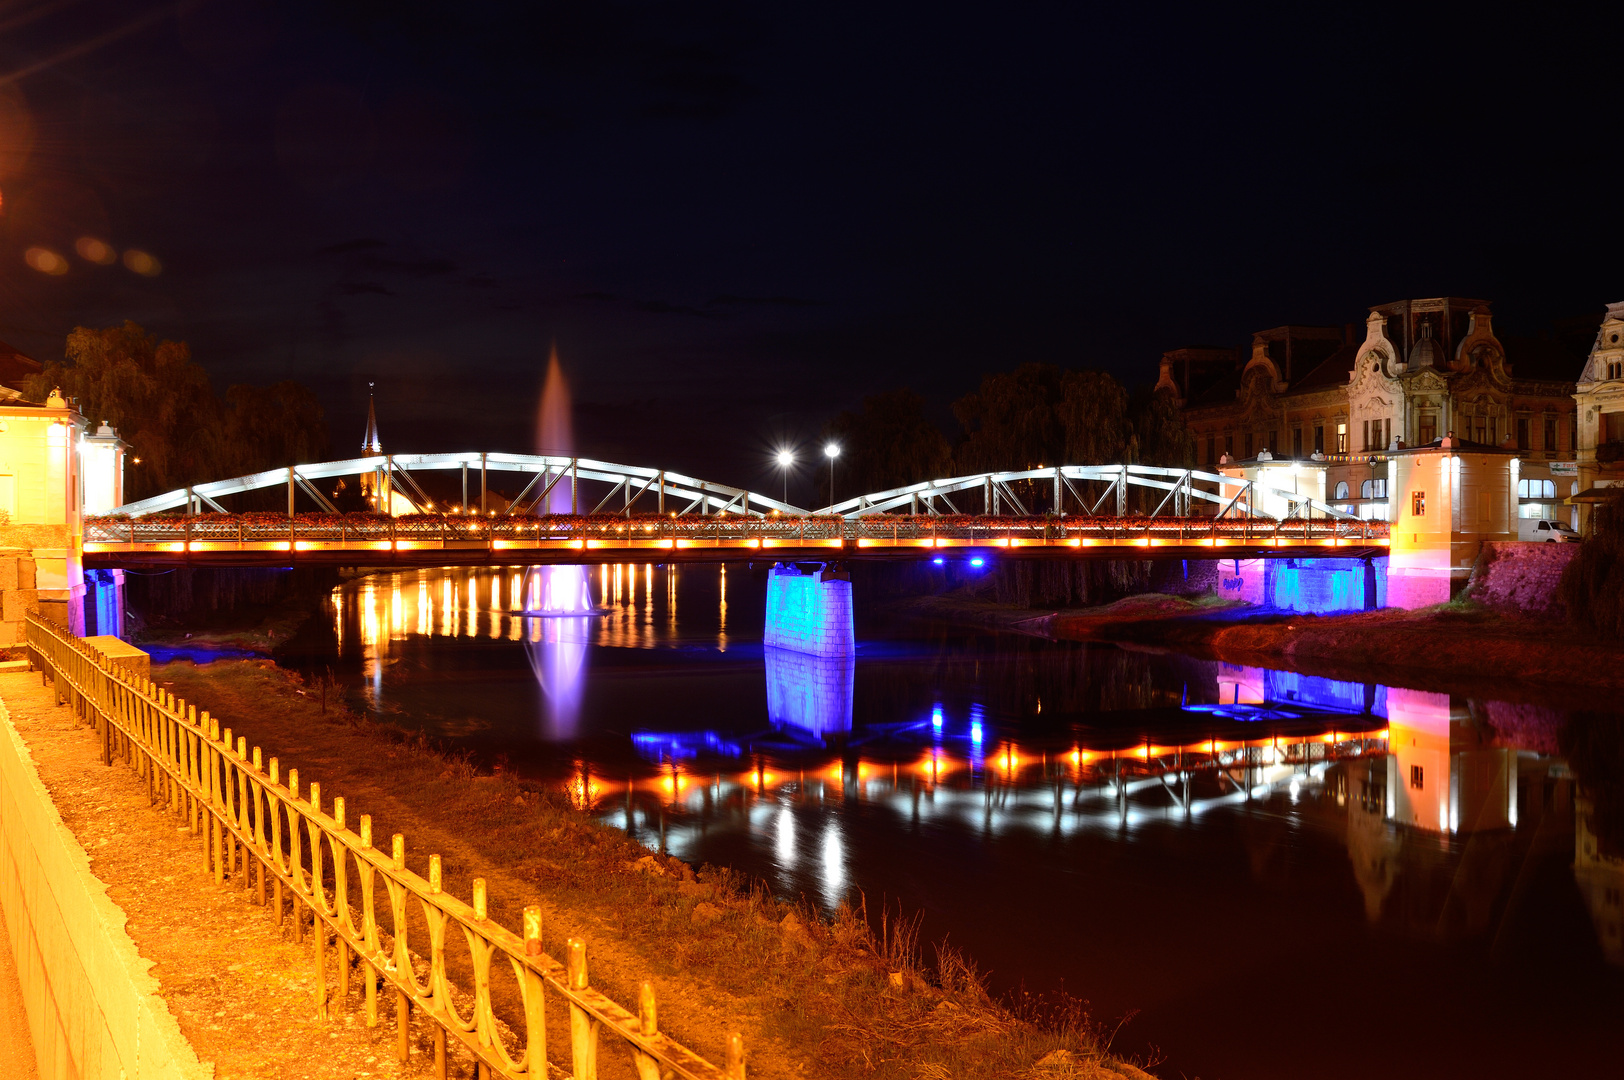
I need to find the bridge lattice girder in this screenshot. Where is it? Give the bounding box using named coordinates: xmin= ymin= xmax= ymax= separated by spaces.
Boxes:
xmin=112 ymin=456 xmax=1356 ymax=522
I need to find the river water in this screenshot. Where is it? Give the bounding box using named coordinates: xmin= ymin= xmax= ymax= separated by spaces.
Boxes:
xmin=293 ymin=563 xmax=1623 ymax=1079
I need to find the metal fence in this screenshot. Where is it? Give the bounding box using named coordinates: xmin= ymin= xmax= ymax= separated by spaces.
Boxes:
xmin=25 ymin=611 xmax=745 ymax=1080
xmin=84 ymin=511 xmax=1390 ymax=547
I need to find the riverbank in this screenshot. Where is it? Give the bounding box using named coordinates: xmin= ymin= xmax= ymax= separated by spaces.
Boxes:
xmin=899 ymin=592 xmax=1624 ymax=708
xmin=151 ymin=657 xmax=1155 ymax=1080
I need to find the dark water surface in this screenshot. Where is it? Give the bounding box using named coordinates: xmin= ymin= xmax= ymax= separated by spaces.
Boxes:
xmin=295 ymin=564 xmax=1624 ymax=1079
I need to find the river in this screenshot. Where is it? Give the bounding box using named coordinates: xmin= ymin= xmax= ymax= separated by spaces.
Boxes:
xmin=280 ymin=562 xmax=1623 ymax=1079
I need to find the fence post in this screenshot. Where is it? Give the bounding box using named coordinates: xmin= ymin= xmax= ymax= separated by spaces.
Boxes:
xmin=567 ymin=939 xmax=599 ymax=1080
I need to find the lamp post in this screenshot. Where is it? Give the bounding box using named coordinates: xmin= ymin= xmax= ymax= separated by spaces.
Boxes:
xmin=776 ymin=449 xmax=794 ymax=506
xmin=825 ymin=443 xmax=840 ymax=509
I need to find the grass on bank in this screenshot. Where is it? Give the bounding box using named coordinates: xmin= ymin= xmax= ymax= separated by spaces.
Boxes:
xmin=152 ymin=658 xmax=1153 ymax=1080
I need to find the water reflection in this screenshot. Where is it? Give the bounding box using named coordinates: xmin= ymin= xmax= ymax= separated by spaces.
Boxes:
xmin=325 ymin=565 xmax=1624 ymax=1076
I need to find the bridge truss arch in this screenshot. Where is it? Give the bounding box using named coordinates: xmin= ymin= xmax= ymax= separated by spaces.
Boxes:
xmin=828 ymin=464 xmax=1359 ymax=521
xmin=113 ymin=455 xmax=1356 ymax=524
xmin=113 ymin=452 xmax=807 ymax=518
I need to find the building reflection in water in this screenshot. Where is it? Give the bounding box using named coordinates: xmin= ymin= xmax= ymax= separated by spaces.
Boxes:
xmin=616 ymin=658 xmax=1621 ymax=971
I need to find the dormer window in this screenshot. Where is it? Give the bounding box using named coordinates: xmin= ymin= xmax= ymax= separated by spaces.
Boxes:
xmin=1608 ymin=359 xmax=1624 ymax=380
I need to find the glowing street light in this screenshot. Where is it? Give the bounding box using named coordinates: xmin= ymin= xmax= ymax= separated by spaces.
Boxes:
xmin=775 ymin=449 xmax=794 ymax=505
xmin=825 ymin=443 xmax=840 ymax=507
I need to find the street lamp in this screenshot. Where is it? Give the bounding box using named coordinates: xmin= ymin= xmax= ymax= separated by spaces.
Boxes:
xmin=825 ymin=443 xmax=840 ymax=507
xmin=775 ymin=449 xmax=794 ymax=505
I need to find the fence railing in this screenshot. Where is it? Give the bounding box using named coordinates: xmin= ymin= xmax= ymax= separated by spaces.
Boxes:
xmin=25 ymin=611 xmax=744 ymax=1080
xmin=83 ymin=512 xmax=1391 ymax=548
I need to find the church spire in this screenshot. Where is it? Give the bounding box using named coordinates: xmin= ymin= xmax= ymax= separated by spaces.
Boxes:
xmin=362 ymin=383 xmax=381 ymax=456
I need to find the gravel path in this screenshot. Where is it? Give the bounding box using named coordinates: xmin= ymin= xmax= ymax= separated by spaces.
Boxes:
xmin=0 ymin=670 xmax=450 ymax=1080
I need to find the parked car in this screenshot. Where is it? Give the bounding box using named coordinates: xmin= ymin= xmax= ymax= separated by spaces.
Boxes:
xmin=1517 ymin=518 xmax=1580 ymax=543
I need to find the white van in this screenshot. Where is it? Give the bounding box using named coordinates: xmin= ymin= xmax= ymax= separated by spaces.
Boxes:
xmin=1518 ymin=518 xmax=1580 ymax=543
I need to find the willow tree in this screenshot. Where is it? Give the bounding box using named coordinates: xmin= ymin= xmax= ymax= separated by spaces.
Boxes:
xmin=820 ymin=388 xmax=952 ymax=505
xmin=953 ymin=364 xmax=1134 ymax=473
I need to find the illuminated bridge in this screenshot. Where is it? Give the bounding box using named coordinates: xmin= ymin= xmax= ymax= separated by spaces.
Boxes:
xmin=84 ymin=454 xmax=1389 ymax=569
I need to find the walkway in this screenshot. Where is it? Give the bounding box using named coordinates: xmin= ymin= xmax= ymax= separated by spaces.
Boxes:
xmin=0 ymin=670 xmax=440 ymax=1079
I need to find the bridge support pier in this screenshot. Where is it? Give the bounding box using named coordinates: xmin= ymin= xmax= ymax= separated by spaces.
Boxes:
xmin=1214 ymin=556 xmax=1387 ymax=613
xmin=763 ymin=563 xmax=854 ymax=657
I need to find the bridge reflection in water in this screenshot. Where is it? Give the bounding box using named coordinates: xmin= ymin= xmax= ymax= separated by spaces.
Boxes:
xmin=612 ymin=657 xmax=1603 ymax=972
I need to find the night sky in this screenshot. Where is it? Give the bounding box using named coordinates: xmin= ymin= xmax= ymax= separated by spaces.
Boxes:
xmin=1 ymin=2 xmax=1620 ymax=496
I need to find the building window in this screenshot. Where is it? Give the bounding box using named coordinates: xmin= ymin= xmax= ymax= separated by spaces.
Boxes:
xmin=1410 ymin=765 xmax=1424 ymax=790
xmin=1335 ymin=481 xmax=1349 ymax=499
xmin=1474 ymin=419 xmax=1486 ymax=445
xmin=1546 ymin=416 xmax=1558 ymax=451
xmin=1361 ymin=478 xmax=1387 ymax=500
xmin=1293 ymin=428 xmax=1303 ymax=458
xmin=1518 ymin=479 xmax=1556 ymax=499
xmin=1224 ymin=433 xmax=1234 ymax=456
xmin=1206 ymin=435 xmax=1216 ymax=464
xmin=1610 ymin=360 xmax=1623 ymax=380
xmin=1313 ymin=425 xmax=1324 ymax=453
xmin=1411 ymin=490 xmax=1425 ymax=516
xmin=1244 ymin=433 xmax=1254 ymax=459
xmin=1419 ymin=414 xmax=1437 ymax=445
xmin=1606 ymin=414 xmax=1624 ymax=445
xmin=1362 ymin=420 xmax=1370 ymax=451
xmin=1266 ymin=430 xmax=1277 ymax=455
xmin=1336 ymin=422 xmax=1347 ymax=453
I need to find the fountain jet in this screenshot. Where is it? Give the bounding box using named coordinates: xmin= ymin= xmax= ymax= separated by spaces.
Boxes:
xmin=524 ymin=343 xmax=592 ymax=737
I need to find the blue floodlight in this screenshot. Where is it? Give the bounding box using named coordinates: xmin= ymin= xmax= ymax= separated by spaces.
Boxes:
xmin=931 ymin=704 xmax=944 ymax=729
xmin=931 ymin=556 xmax=945 ymax=566
xmin=969 ymin=557 xmax=985 ymax=568
xmin=970 ymin=721 xmax=983 ymax=745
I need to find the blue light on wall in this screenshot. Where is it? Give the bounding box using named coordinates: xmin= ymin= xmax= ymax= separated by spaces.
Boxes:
xmin=969 ymin=557 xmax=985 ymax=568
xmin=931 ymin=704 xmax=944 ymax=729
xmin=764 ymin=564 xmax=855 ymax=657
xmin=764 ymin=645 xmax=854 ymax=736
xmin=1266 ymin=557 xmax=1386 ymax=614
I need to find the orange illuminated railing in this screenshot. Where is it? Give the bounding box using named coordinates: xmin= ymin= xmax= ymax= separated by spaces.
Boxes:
xmin=25 ymin=611 xmax=745 ymax=1080
xmin=83 ymin=512 xmax=1390 ymax=551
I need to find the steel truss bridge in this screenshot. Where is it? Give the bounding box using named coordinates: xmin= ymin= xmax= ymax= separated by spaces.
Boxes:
xmin=85 ymin=454 xmax=1388 ymax=568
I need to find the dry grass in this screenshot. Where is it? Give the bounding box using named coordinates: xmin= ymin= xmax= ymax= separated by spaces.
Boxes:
xmin=152 ymin=657 xmax=1145 ymax=1079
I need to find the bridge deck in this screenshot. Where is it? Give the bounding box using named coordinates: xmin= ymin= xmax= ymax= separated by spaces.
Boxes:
xmin=82 ymin=513 xmax=1389 ymax=567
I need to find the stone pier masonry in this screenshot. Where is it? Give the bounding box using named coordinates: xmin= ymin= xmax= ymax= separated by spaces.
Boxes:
xmin=763 ymin=563 xmax=855 ymax=657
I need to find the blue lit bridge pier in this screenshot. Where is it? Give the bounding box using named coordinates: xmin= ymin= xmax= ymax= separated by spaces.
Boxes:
xmin=763 ymin=563 xmax=855 ymax=657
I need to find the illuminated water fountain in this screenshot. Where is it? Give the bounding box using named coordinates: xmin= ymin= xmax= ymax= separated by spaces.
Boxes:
xmin=523 ymin=346 xmax=595 ymax=737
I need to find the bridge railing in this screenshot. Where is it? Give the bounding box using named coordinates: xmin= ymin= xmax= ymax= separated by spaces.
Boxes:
xmin=84 ymin=512 xmax=1389 ymax=547
xmin=24 ymin=611 xmax=745 ymax=1080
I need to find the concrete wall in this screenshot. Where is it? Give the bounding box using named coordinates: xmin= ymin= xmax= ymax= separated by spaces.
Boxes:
xmin=763 ymin=564 xmax=855 ymax=657
xmin=1466 ymin=540 xmax=1578 ymax=616
xmin=0 ymin=698 xmax=207 ymax=1079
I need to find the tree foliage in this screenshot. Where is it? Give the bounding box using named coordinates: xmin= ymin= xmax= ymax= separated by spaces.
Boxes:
xmin=952 ymin=364 xmax=1135 ymax=473
xmin=1562 ymin=492 xmax=1624 ymax=638
xmin=821 ymin=388 xmax=953 ymax=504
xmin=1130 ymin=384 xmax=1196 ymax=467
xmin=23 ymin=322 xmax=329 ymax=502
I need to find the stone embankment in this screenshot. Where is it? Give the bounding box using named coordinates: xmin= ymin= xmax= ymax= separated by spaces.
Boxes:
xmin=1465 ymin=541 xmax=1578 ymax=616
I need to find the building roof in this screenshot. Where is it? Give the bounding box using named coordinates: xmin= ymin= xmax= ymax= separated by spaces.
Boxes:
xmin=0 ymin=338 xmax=42 ymax=392
xmin=1288 ymin=342 xmax=1359 ymax=392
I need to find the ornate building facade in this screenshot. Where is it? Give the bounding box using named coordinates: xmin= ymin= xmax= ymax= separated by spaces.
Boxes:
xmin=1573 ymin=300 xmax=1624 ymax=529
xmin=1159 ymin=297 xmax=1581 ymax=523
